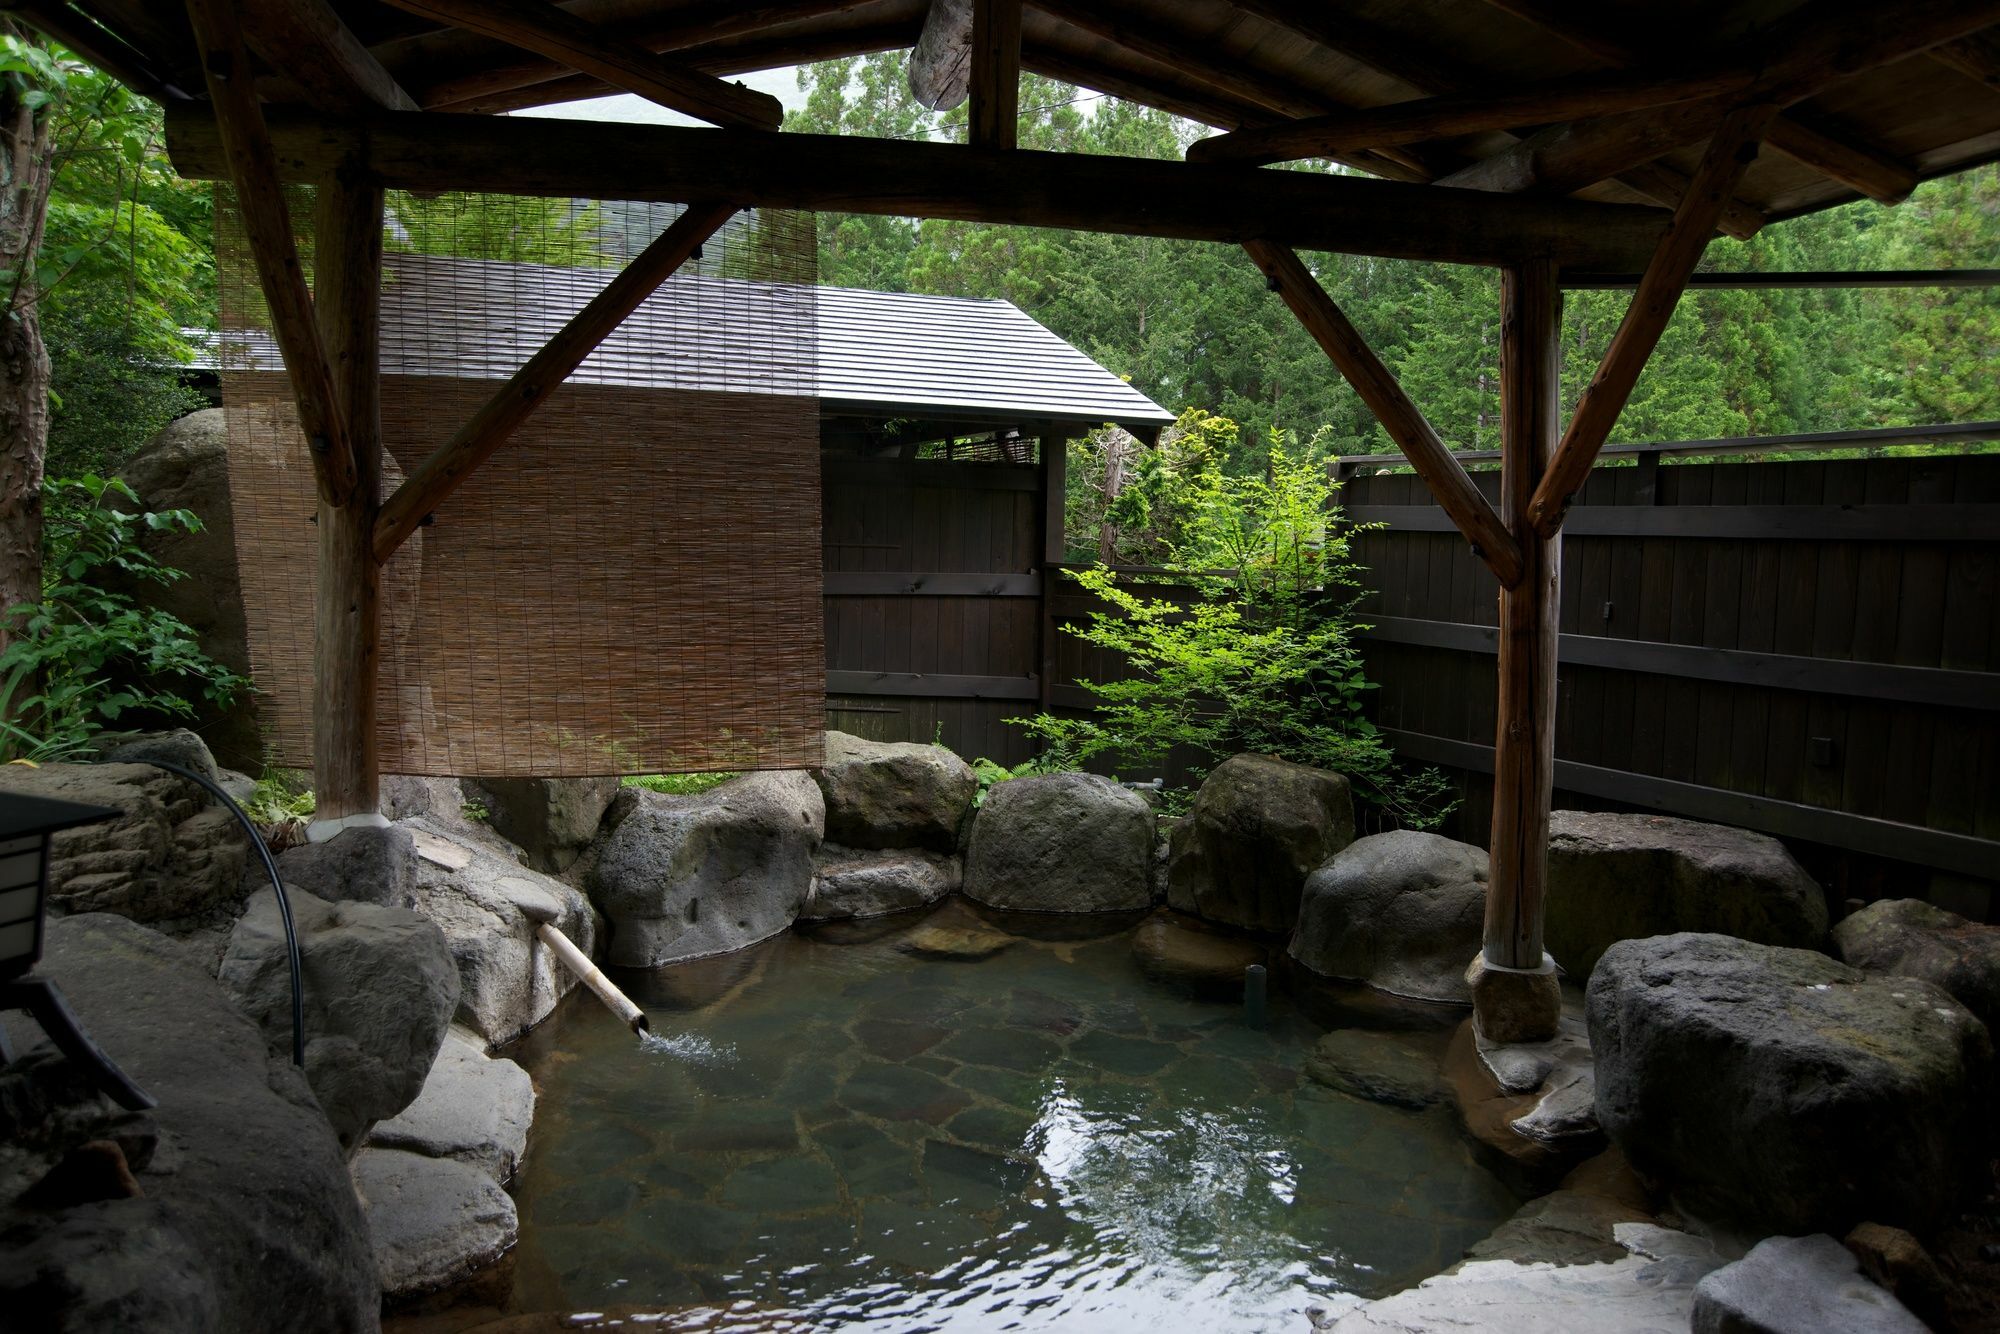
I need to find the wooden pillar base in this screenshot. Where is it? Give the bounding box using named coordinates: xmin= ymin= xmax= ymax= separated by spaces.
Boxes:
xmin=1467 ymin=950 xmax=1561 ymax=1044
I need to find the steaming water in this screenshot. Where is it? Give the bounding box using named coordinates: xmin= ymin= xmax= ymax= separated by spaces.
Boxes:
xmin=502 ymin=912 xmax=1518 ymax=1332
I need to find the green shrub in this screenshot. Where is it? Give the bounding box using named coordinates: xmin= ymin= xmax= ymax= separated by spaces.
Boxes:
xmin=1013 ymin=421 xmax=1454 ymax=830
xmin=0 ymin=475 xmax=250 ymax=762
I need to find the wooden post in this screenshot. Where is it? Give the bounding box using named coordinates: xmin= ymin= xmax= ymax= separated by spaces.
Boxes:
xmin=310 ymin=169 xmax=385 ymax=830
xmin=1038 ymin=419 xmax=1067 ymax=713
xmin=1473 ymin=259 xmax=1563 ymax=1042
xmin=970 ymin=0 xmax=1023 ymax=149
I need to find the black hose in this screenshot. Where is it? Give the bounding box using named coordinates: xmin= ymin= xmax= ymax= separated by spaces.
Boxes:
xmin=133 ymin=759 xmax=305 ymax=1068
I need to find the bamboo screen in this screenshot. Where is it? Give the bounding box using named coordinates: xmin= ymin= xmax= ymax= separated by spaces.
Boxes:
xmin=215 ymin=192 xmax=825 ymax=777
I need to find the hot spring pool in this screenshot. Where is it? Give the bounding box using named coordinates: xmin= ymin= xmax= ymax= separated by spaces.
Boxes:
xmin=501 ymin=909 xmax=1520 ymax=1332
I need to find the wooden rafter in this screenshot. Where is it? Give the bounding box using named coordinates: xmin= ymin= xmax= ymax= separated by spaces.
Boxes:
xmin=162 ymin=107 xmax=1676 ymax=271
xmin=375 ymin=0 xmax=782 ymax=128
xmin=1525 ymin=105 xmax=1779 ymax=538
xmin=1930 ymin=27 xmax=2000 ymax=88
xmin=240 ymin=0 xmax=416 ymax=113
xmin=372 ymin=202 xmax=737 ymax=562
xmin=8 ymin=1 xmax=194 ymax=101
xmin=1222 ymin=0 xmax=1769 ymax=228
xmin=1462 ymin=0 xmax=1963 ymax=202
xmin=373 ymin=0 xmax=876 ymax=110
xmin=1189 ymin=67 xmax=1759 ymax=167
xmin=1241 ymin=240 xmax=1525 ymax=589
xmin=182 ymin=0 xmax=356 ymax=507
xmin=970 ymin=0 xmax=1022 ymax=148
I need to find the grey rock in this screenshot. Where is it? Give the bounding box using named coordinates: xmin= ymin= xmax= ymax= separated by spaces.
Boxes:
xmin=0 ymin=913 xmax=376 ymax=1332
xmin=276 ymin=824 xmax=419 ymax=908
xmin=582 ymin=771 xmax=823 ymax=967
xmin=110 ymin=410 xmax=262 ymax=773
xmin=1834 ymin=897 xmax=2000 ymax=1033
xmin=963 ymin=771 xmax=1154 ymax=913
xmin=216 ymin=767 xmax=257 ymax=806
xmin=1479 ymin=1010 xmax=1598 ymax=1145
xmin=1289 ymin=830 xmax=1488 ymax=1003
xmin=1589 ymin=932 xmax=1993 ymax=1235
xmin=1131 ymin=913 xmax=1267 ymax=991
xmin=459 ymin=775 xmax=619 ymax=873
xmin=404 ymin=820 xmax=599 ymax=1046
xmin=352 ymin=1148 xmax=517 ymax=1300
xmin=814 ymin=730 xmax=978 ymax=852
xmin=368 ymin=1029 xmax=534 ymax=1183
xmin=96 ymin=727 xmax=220 ymax=784
xmin=1547 ymin=811 xmax=1828 ymax=979
xmin=381 ymin=774 xmax=465 ymax=823
xmin=1303 ymin=1029 xmax=1445 ymax=1108
xmin=804 ymin=844 xmax=960 ymax=921
xmin=0 ymin=760 xmax=248 ymax=931
xmin=220 ymin=887 xmax=460 ymax=1154
xmin=1166 ymin=753 xmax=1355 ymax=932
xmin=1692 ymin=1234 xmax=1928 ymax=1334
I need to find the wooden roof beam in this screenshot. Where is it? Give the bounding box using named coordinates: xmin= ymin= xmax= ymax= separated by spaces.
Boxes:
xmin=1929 ymin=26 xmax=2000 ymax=90
xmin=969 ymin=0 xmax=1022 ymax=148
xmin=1526 ymin=105 xmax=1778 ymax=538
xmin=182 ymin=0 xmax=356 ymax=507
xmin=375 ymin=0 xmax=782 ymax=128
xmin=1243 ymin=240 xmax=1523 ymax=588
xmin=5 ymin=1 xmax=194 ymax=100
xmin=1189 ymin=68 xmax=1760 ymax=167
xmin=910 ymin=0 xmax=972 ymax=110
xmin=240 ymin=0 xmax=417 ymax=112
xmin=379 ymin=0 xmax=879 ymax=110
xmin=1466 ymin=0 xmax=1949 ymax=202
xmin=162 ymin=105 xmax=1674 ymax=271
xmin=1223 ymin=0 xmax=1767 ymax=229
xmin=374 ymin=202 xmax=737 ymax=561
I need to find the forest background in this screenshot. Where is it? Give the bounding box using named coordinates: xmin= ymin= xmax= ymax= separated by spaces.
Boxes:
xmin=32 ymin=48 xmax=2000 ymax=533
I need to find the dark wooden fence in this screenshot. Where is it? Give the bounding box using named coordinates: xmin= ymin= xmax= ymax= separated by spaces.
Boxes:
xmin=1339 ymin=446 xmax=2000 ymax=908
xmin=821 ymin=454 xmax=1053 ymax=766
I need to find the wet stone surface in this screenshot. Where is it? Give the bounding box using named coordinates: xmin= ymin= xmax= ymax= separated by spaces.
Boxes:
xmin=503 ymin=907 xmax=1521 ymax=1332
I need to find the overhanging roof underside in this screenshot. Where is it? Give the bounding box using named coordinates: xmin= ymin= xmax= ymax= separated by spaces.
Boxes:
xmin=211 ymin=252 xmax=1175 ymax=428
xmin=60 ymin=0 xmax=2000 ymax=227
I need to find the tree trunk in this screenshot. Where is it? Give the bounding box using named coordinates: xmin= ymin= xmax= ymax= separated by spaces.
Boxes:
xmin=0 ymin=21 xmax=57 ymax=657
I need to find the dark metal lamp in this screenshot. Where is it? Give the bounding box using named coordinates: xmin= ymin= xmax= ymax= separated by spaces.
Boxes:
xmin=0 ymin=792 xmax=156 ymax=1110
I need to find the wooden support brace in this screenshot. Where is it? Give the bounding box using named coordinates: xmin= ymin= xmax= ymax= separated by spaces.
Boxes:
xmin=1486 ymin=259 xmax=1562 ymax=978
xmin=311 ymin=169 xmax=385 ymax=821
xmin=970 ymin=0 xmax=1022 ymax=149
xmin=1525 ymin=104 xmax=1777 ymax=538
xmin=373 ymin=201 xmax=737 ymax=562
xmin=1242 ymin=240 xmax=1525 ymax=588
xmin=376 ymin=0 xmax=782 ymax=128
xmin=183 ymin=0 xmax=357 ymax=508
xmin=240 ymin=0 xmax=418 ymax=113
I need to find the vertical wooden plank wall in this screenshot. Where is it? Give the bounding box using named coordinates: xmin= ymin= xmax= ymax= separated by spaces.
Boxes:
xmin=1342 ymin=450 xmax=2000 ymax=910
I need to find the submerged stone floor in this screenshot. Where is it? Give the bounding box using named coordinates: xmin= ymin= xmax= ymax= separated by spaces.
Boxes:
xmin=495 ymin=913 xmax=1521 ymax=1332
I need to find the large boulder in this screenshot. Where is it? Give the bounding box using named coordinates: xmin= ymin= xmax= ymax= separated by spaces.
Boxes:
xmin=404 ymin=820 xmax=600 ymax=1047
xmin=0 ymin=913 xmax=376 ymax=1331
xmin=1166 ymin=754 xmax=1354 ymax=933
xmin=582 ymin=771 xmax=823 ymax=967
xmin=804 ymin=844 xmax=960 ymax=921
xmin=1692 ymin=1233 xmax=1928 ymax=1334
xmin=813 ymin=730 xmax=977 ymax=852
xmin=220 ymin=887 xmax=460 ymax=1154
xmin=1546 ymin=811 xmax=1828 ymax=978
xmin=1588 ymin=932 xmax=1994 ymax=1235
xmin=110 ymin=409 xmax=262 ymax=773
xmin=459 ymin=776 xmax=620 ymax=873
xmin=0 ymin=760 xmax=247 ymax=931
xmin=352 ymin=1147 xmax=517 ymax=1300
xmin=1289 ymin=830 xmax=1487 ymax=1004
xmin=1834 ymin=898 xmax=2000 ymax=1034
xmin=275 ymin=824 xmax=419 ymax=909
xmin=369 ymin=1029 xmax=534 ymax=1183
xmin=962 ymin=771 xmax=1153 ymax=913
